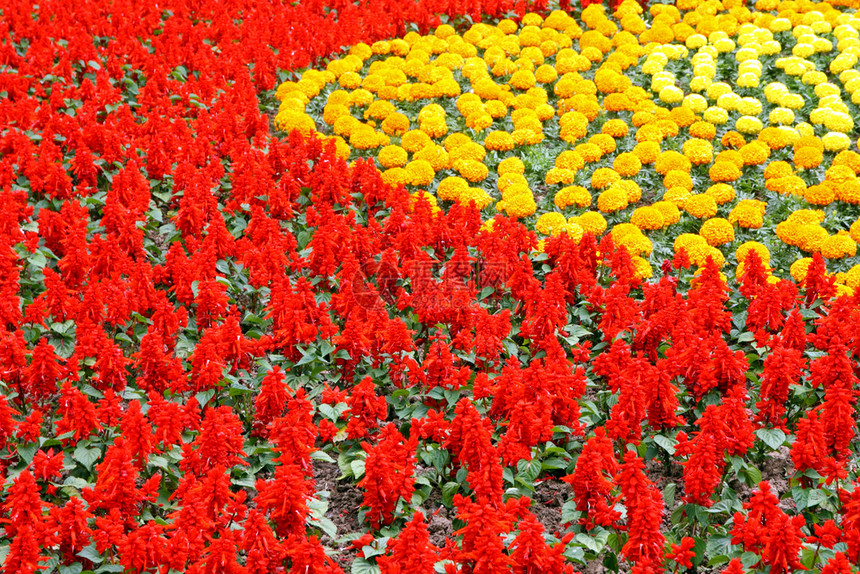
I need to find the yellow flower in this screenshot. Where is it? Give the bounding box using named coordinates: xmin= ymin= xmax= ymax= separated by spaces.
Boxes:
xmin=633 ymin=141 xmax=661 ymax=165
xmin=401 ymin=130 xmax=432 ymax=153
xmin=685 ymin=194 xmax=718 ymax=219
xmin=382 ymin=167 xmax=409 ymax=187
xmin=405 ymin=159 xmax=436 ymax=186
xmin=484 ymin=131 xmax=515 ymax=151
xmin=597 ymin=187 xmax=629 ymax=213
xmin=536 ymin=212 xmax=570 ymax=235
xmin=498 ymin=157 xmax=525 ymax=176
xmin=436 ymin=176 xmax=470 ymax=201
xmin=630 ymin=206 xmax=665 ymax=230
xmin=789 ymin=258 xmax=814 ymax=283
xmin=664 ymin=170 xmax=693 ymax=192
xmin=455 ymin=159 xmax=489 ymax=182
xmin=794 ymin=146 xmax=823 ymax=170
xmin=378 ymin=145 xmax=408 ymax=168
xmin=821 ymin=233 xmax=857 ymax=259
xmin=554 ymin=185 xmax=592 ymax=209
xmin=705 ymin=183 xmax=735 ymax=205
xmin=736 ymin=241 xmax=771 ymax=265
xmin=591 ymin=168 xmax=621 ymax=190
xmin=700 ymin=217 xmax=735 ymax=246
xmin=655 ymin=151 xmax=691 ymax=176
xmin=709 ymin=161 xmax=742 ymax=183
xmin=805 ymin=183 xmax=836 ymax=206
xmin=555 ymin=150 xmax=585 ymax=172
xmin=631 ymin=256 xmax=653 ymax=280
xmin=578 ymin=211 xmax=608 ymax=236
xmin=545 ymin=167 xmax=577 ymax=185
xmin=381 ymin=112 xmax=410 ymax=136
xmin=682 ymin=139 xmax=714 ymax=165
xmin=728 ymin=200 xmax=765 ymax=229
xmin=652 ymin=201 xmax=681 ymax=225
xmin=613 ymin=152 xmax=642 ymax=177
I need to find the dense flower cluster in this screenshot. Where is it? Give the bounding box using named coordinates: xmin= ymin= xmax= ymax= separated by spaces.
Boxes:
xmin=3 ymin=0 xmax=860 ymax=573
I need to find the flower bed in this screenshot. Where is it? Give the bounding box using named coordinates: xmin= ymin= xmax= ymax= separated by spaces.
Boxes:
xmin=1 ymin=0 xmax=860 ymax=573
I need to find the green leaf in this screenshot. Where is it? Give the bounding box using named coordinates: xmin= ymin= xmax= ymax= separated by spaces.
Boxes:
xmin=806 ymin=489 xmax=827 ymax=508
xmin=59 ymin=563 xmax=84 ymax=574
xmin=77 ymin=544 xmax=103 ymax=564
xmin=351 ymin=558 xmax=380 ymax=574
xmin=654 ymin=434 xmax=677 ymax=455
xmin=663 ymin=483 xmax=676 ymax=510
xmin=755 ymin=428 xmax=786 ymax=450
xmin=73 ymin=446 xmax=102 ymax=471
xmin=350 ymin=460 xmax=365 ymax=479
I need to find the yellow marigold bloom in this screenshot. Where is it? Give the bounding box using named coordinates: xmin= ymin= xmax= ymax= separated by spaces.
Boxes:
xmin=405 ymin=159 xmax=436 ymax=186
xmin=382 ymin=167 xmax=410 ymax=187
xmin=655 ymin=151 xmax=691 ymax=176
xmin=323 ymin=103 xmax=351 ymax=126
xmin=790 ymin=258 xmax=814 ymax=283
xmin=499 ymin=193 xmax=537 ymax=218
xmin=555 ymin=186 xmax=592 ymax=209
xmin=822 ymin=132 xmax=851 ymax=153
xmin=721 ymin=131 xmax=747 ymax=149
xmin=663 ymin=187 xmax=691 ymax=208
xmin=536 ymin=212 xmax=570 ymax=235
xmin=449 ymin=142 xmax=486 ymax=164
xmin=615 ymin=229 xmax=652 ymax=257
xmin=436 ymin=176 xmax=470 ymax=201
xmin=687 ymin=243 xmax=725 ymax=268
xmin=705 ymin=183 xmax=735 ymax=205
xmin=703 ymin=106 xmax=729 ymax=125
xmin=709 ymin=161 xmax=742 ymax=183
xmin=578 ymin=211 xmax=608 ymax=236
xmin=484 ymin=131 xmax=515 ymax=151
xmin=510 ymin=69 xmax=537 ymax=90
xmin=602 ymin=119 xmax=629 ymax=138
xmin=633 ymin=141 xmax=661 ymax=165
xmin=836 ymin=181 xmax=860 ymax=205
xmin=498 ymin=157 xmax=526 ymax=177
xmin=700 ymin=217 xmax=735 ymax=246
xmin=727 ymin=205 xmax=760 ymax=230
xmin=682 ymin=139 xmax=714 ymax=165
xmin=652 ymin=201 xmax=680 ymax=225
xmin=455 ymin=159 xmax=489 ymax=182
xmin=555 ymin=150 xmax=585 ymax=172
xmin=805 ymin=183 xmax=836 ymax=206
xmin=590 ymin=134 xmax=617 ymax=155
xmin=631 ymin=256 xmax=653 ymax=280
xmin=736 ymin=116 xmax=764 ymax=135
xmin=630 ymin=206 xmax=665 ymax=230
xmin=852 ymin=219 xmax=860 ymax=244
xmin=794 ymin=146 xmax=823 ymax=170
xmin=664 ymin=170 xmax=693 ymax=192
xmin=764 ymin=160 xmax=793 ymax=179
xmin=545 ymin=167 xmax=577 ymax=185
xmin=613 ymin=153 xmax=642 ymax=177
xmin=465 ymin=111 xmax=493 ymax=131
xmin=597 ymin=187 xmax=629 ymax=213
xmin=685 ymin=194 xmax=718 ymax=219
xmin=274 ymin=109 xmax=317 ymax=134
xmin=591 ymin=168 xmax=621 ymax=190
xmin=833 ymin=150 xmax=860 ymax=175
xmin=821 ymin=233 xmax=857 ymax=259
xmin=674 ymin=233 xmax=707 ymax=253
xmin=739 ymin=141 xmax=770 ymax=165
xmin=378 ymin=145 xmax=409 ymax=169
xmin=737 ymin=241 xmax=770 ymax=265
xmin=797 ymin=225 xmax=830 ymax=253
xmin=401 ymin=130 xmax=432 ymax=153
xmin=575 ymin=143 xmax=603 ymax=163
xmin=381 ymin=112 xmax=410 ymax=136
xmin=614 ymin=180 xmax=642 ymax=203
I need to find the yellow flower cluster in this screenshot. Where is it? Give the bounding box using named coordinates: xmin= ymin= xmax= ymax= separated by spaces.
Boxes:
xmin=275 ymin=0 xmax=860 ymax=288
